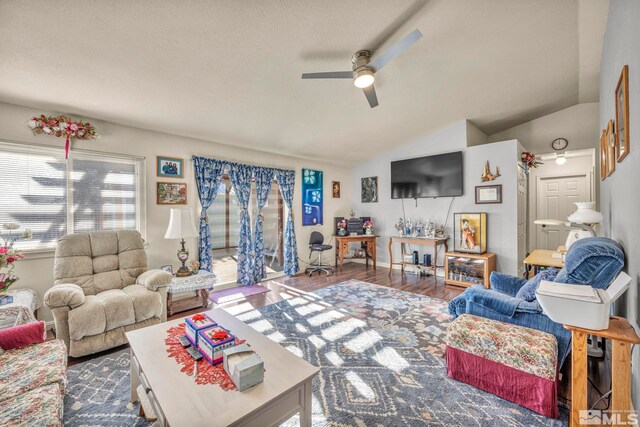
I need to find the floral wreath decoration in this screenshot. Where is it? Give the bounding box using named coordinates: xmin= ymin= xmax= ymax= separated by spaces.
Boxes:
xmin=27 ymin=114 xmax=99 ymax=159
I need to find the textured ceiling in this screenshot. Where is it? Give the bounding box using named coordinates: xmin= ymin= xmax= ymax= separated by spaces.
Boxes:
xmin=0 ymin=0 xmax=607 ymax=163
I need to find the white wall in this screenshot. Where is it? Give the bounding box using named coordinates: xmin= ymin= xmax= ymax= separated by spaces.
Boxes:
xmin=350 ymin=120 xmax=522 ymax=276
xmin=487 ymin=103 xmax=599 ymax=154
xmin=0 ymin=102 xmax=352 ymax=323
xmin=598 ymin=0 xmax=640 ymax=407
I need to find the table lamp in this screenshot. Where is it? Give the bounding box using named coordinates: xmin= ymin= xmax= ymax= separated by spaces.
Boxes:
xmin=535 ymin=202 xmax=603 ymax=250
xmin=164 ymin=208 xmax=199 ymax=277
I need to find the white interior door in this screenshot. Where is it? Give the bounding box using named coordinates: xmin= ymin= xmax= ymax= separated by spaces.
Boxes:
xmin=536 ymin=174 xmax=590 ymax=250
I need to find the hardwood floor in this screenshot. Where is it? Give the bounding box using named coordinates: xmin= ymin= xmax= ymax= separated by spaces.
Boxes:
xmin=63 ymin=262 xmax=612 ymax=412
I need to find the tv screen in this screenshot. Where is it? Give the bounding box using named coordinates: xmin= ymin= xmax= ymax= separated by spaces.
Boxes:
xmin=391 ymin=151 xmax=463 ymax=199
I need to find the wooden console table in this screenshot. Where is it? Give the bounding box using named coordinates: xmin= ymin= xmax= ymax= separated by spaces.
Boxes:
xmin=388 ymin=236 xmax=448 ymax=278
xmin=334 ymin=235 xmax=377 ymax=272
xmin=565 ymin=317 xmax=640 ymax=426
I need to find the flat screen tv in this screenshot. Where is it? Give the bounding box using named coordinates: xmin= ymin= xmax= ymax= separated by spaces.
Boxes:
xmin=391 ymin=151 xmax=463 ymax=199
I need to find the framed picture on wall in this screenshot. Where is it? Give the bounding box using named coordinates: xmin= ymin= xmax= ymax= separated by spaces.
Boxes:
xmin=600 ymin=129 xmax=608 ymax=180
xmin=157 ymin=182 xmax=187 ymax=205
xmin=361 ymin=176 xmax=378 ymax=203
xmin=332 ymin=181 xmax=341 ymax=198
xmin=302 ymin=169 xmax=323 ymax=225
xmin=607 ymin=119 xmax=616 ymax=177
xmin=615 ymin=65 xmax=630 ymax=162
xmin=157 ymin=156 xmax=184 ymax=178
xmin=475 ymin=185 xmax=502 ymax=204
xmin=453 ymin=212 xmax=487 ymax=254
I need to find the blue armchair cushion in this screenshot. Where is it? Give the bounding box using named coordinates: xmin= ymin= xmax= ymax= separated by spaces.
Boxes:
xmin=555 ymin=237 xmax=624 ymax=289
xmin=515 ymin=267 xmax=560 ymax=302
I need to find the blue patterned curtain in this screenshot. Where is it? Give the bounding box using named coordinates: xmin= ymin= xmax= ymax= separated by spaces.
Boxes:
xmin=252 ymin=166 xmax=275 ymax=283
xmin=228 ymin=163 xmax=255 ymax=286
xmin=274 ymin=169 xmax=299 ymax=275
xmin=192 ymin=156 xmax=226 ymax=273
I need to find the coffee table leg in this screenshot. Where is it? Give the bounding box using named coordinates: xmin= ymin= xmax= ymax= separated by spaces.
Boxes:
xmin=200 ymin=289 xmax=210 ymax=308
xmin=130 ymin=348 xmax=139 ymax=403
xmin=167 ymin=293 xmax=173 ymax=318
xmin=300 ymin=379 xmax=312 ymax=427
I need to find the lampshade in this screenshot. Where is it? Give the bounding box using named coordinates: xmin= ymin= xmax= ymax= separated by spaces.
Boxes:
xmin=567 ymin=202 xmax=603 ymax=225
xmin=164 ymin=208 xmax=198 ymax=239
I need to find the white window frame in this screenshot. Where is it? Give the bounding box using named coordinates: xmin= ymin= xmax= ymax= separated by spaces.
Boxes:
xmin=0 ymin=140 xmax=146 ymax=255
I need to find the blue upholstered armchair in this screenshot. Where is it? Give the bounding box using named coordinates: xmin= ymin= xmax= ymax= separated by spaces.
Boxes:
xmin=449 ymin=237 xmax=624 ymax=367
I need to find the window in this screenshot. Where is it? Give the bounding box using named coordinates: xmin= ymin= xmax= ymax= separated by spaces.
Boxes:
xmin=0 ymin=141 xmax=145 ymax=251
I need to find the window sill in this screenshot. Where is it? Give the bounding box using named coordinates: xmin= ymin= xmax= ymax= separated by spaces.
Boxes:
xmin=22 ymin=248 xmax=56 ymax=260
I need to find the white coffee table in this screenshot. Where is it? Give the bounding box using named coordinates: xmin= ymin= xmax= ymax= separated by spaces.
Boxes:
xmin=126 ymin=308 xmax=319 ymax=427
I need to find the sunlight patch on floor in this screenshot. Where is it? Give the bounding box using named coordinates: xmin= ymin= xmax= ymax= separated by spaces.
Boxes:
xmin=286 ymin=345 xmax=303 ymax=358
xmin=307 ymin=335 xmax=326 ymax=349
xmin=321 ymin=317 xmax=367 ymax=342
xmin=266 ymin=331 xmax=286 ymax=343
xmin=295 ymin=323 xmax=309 ymax=334
xmin=247 ymin=319 xmax=274 ymax=333
xmin=346 ymin=371 xmax=375 ymax=401
xmin=222 ymin=302 xmax=257 ymax=317
xmin=306 ymin=310 xmax=346 ymax=327
xmin=344 ymin=330 xmax=383 ymax=353
xmin=373 ymin=347 xmax=410 ymax=373
xmin=324 ymin=350 xmax=344 ymax=367
xmin=295 ymin=303 xmax=327 ymax=317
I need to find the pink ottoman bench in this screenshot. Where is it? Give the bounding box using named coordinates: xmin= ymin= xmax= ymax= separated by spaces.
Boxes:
xmin=446 ymin=314 xmax=559 ymax=418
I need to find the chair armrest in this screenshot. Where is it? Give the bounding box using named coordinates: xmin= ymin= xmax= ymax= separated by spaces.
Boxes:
xmin=489 ymin=272 xmax=528 ymax=297
xmin=137 ymin=269 xmax=173 ymax=291
xmin=465 ymin=285 xmax=525 ymax=317
xmin=44 ymin=284 xmax=85 ymax=309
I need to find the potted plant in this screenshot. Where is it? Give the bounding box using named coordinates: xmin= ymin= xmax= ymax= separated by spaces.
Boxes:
xmin=0 ymin=223 xmax=31 ymax=299
xmin=364 ymin=220 xmax=374 ymax=235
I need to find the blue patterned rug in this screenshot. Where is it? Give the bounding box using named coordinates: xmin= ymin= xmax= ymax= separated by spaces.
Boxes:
xmin=65 ymin=279 xmax=567 ymax=426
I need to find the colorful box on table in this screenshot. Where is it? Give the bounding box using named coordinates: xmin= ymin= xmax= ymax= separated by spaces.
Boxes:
xmin=197 ymin=326 xmax=236 ymax=365
xmin=223 ymin=344 xmax=264 ymax=391
xmin=184 ymin=313 xmax=217 ymax=347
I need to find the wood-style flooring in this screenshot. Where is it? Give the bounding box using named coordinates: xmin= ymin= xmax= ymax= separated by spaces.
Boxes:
xmin=63 ymin=262 xmax=611 ymax=412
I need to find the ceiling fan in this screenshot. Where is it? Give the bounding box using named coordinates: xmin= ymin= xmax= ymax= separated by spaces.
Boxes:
xmin=301 ymin=29 xmax=423 ymax=108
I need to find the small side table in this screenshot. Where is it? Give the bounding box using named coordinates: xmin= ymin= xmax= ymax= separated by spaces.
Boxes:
xmin=166 ymin=271 xmax=218 ymax=317
xmin=0 ymin=288 xmax=41 ymax=330
xmin=565 ymin=316 xmax=640 ymax=426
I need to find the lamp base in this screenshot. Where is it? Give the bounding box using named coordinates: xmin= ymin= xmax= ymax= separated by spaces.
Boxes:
xmin=175 ymin=239 xmax=192 ymax=277
xmin=175 ymin=266 xmax=192 ymax=277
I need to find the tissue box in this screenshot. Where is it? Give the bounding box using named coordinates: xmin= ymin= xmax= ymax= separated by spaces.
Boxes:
xmin=197 ymin=326 xmax=236 ymax=365
xmin=223 ymin=344 xmax=264 ymax=391
xmin=184 ymin=313 xmax=217 ymax=347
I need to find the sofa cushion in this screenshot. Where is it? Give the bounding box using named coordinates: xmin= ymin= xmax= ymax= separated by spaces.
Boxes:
xmin=515 ymin=267 xmax=559 ymax=302
xmin=122 ymin=284 xmax=163 ymax=322
xmin=0 ymin=340 xmax=67 ymax=401
xmin=68 ymin=290 xmax=136 ymax=340
xmin=0 ymin=383 xmax=63 ymax=427
xmin=555 ymin=237 xmax=624 ymax=289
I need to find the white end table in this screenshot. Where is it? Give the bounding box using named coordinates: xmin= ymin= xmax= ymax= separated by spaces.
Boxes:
xmin=0 ymin=288 xmax=41 ymax=330
xmin=166 ymin=271 xmax=218 ymax=317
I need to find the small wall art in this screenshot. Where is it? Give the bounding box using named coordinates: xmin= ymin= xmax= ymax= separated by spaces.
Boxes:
xmin=157 ymin=182 xmax=187 ymax=205
xmin=615 ymin=65 xmax=630 ymax=162
xmin=481 ymin=161 xmax=501 ymax=182
xmin=332 ymin=181 xmax=341 ymax=198
xmin=600 ymin=129 xmax=608 ymax=181
xmin=157 ymin=156 xmax=184 ymax=178
xmin=302 ymin=169 xmax=323 ymax=225
xmin=475 ymin=185 xmax=502 ymax=204
xmin=361 ymin=176 xmax=378 ymax=203
xmin=606 ymin=120 xmax=616 ymax=177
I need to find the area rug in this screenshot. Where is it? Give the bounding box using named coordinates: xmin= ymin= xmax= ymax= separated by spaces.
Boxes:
xmin=209 ymin=284 xmax=270 ymax=304
xmin=65 ymin=279 xmax=567 ymax=426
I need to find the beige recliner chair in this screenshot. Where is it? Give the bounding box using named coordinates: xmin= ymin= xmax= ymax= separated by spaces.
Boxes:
xmin=44 ymin=230 xmax=172 ymax=357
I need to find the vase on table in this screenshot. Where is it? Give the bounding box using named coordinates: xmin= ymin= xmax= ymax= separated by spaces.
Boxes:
xmin=0 ymin=273 xmax=17 ymax=305
xmin=365 ymin=228 xmax=372 ymax=235
xmin=338 ymin=229 xmax=347 ymax=236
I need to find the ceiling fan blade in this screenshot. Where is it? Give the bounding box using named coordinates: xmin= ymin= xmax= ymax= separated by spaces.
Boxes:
xmin=301 ymin=71 xmax=352 ymax=79
xmin=363 ymin=85 xmax=379 ymax=108
xmin=367 ymin=29 xmax=423 ymax=72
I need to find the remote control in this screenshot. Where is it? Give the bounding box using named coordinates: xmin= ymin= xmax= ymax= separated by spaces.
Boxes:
xmin=178 ymin=336 xmax=191 ymax=348
xmin=187 ymin=346 xmax=203 ymax=361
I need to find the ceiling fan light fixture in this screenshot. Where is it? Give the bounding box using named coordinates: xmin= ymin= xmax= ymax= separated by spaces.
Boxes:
xmin=353 ymin=68 xmax=375 ymax=88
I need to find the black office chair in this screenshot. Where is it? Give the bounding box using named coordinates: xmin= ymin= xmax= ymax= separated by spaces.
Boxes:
xmin=305 ymin=231 xmax=334 ymax=276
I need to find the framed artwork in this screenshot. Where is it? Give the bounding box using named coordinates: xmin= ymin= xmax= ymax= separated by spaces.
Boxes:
xmin=475 ymin=185 xmax=502 ymax=204
xmin=600 ymin=129 xmax=608 ymax=181
xmin=615 ymin=65 xmax=630 ymax=162
xmin=361 ymin=176 xmax=378 ymax=203
xmin=332 ymin=181 xmax=341 ymax=198
xmin=157 ymin=182 xmax=187 ymax=205
xmin=157 ymin=156 xmax=184 ymax=178
xmin=453 ymin=212 xmax=487 ymax=254
xmin=302 ymin=169 xmax=323 ymax=225
xmin=607 ymin=119 xmax=616 ymax=177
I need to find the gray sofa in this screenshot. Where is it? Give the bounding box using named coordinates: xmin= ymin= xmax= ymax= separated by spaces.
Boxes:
xmin=44 ymin=230 xmax=172 ymax=357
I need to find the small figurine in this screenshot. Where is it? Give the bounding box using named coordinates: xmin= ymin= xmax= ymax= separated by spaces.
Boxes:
xmin=481 ymin=161 xmax=501 ymax=182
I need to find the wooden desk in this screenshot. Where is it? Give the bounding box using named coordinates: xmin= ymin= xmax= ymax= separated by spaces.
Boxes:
xmin=388 ymin=236 xmax=448 ymax=278
xmin=334 ymin=235 xmax=377 ymax=272
xmin=565 ymin=317 xmax=640 ymax=426
xmin=523 ymin=249 xmax=565 ymax=278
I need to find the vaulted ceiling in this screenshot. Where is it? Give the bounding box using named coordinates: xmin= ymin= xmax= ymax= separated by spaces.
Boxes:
xmin=0 ymin=0 xmax=608 ymax=163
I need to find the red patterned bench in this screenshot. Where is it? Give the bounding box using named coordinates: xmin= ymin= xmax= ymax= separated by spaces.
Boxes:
xmin=446 ymin=314 xmax=559 ymax=418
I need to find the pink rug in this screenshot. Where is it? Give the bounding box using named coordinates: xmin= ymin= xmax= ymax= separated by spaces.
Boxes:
xmin=209 ymin=285 xmax=270 ymax=304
